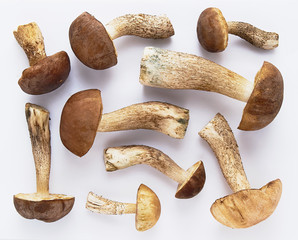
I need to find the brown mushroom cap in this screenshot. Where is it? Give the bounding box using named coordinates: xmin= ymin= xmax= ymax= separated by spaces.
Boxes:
xmin=211 ymin=179 xmax=282 ymax=228
xmin=136 ymin=184 xmax=161 ymax=231
xmin=175 ymin=161 xmax=206 ymax=199
xmin=239 ymin=61 xmax=284 ymax=130
xmin=69 ymin=12 xmax=117 ymax=70
xmin=14 ymin=193 xmax=75 ymax=222
xmin=18 ymin=51 xmax=70 ymax=95
xmin=60 ymin=89 xmax=103 ymax=157
xmin=197 ymin=7 xmax=228 ymax=52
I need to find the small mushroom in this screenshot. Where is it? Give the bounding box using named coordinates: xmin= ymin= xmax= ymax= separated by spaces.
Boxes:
xmin=69 ymin=12 xmax=174 ymax=70
xmin=199 ymin=113 xmax=282 ymax=228
xmin=104 ymin=145 xmax=206 ymax=199
xmin=60 ymin=89 xmax=189 ymax=157
xmin=14 ymin=103 xmax=74 ymax=222
xmin=86 ymin=184 xmax=161 ymax=231
xmin=197 ymin=7 xmax=279 ymax=52
xmin=13 ymin=22 xmax=70 ymax=95
xmin=140 ymin=47 xmax=283 ymax=131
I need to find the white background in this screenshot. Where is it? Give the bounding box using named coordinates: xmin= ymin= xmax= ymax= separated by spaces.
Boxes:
xmin=1 ymin=0 xmax=297 ymax=239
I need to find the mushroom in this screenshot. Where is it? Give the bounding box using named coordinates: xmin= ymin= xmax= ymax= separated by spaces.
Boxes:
xmin=14 ymin=103 xmax=75 ymax=222
xmin=140 ymin=47 xmax=283 ymax=131
xmin=198 ymin=113 xmax=282 ymax=228
xmin=13 ymin=22 xmax=70 ymax=95
xmin=60 ymin=89 xmax=189 ymax=157
xmin=86 ymin=184 xmax=161 ymax=231
xmin=197 ymin=7 xmax=279 ymax=52
xmin=104 ymin=145 xmax=206 ymax=199
xmin=69 ymin=12 xmax=174 ymax=70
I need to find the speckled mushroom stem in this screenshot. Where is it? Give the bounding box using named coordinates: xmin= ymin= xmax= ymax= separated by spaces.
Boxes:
xmin=227 ymin=21 xmax=279 ymax=50
xmin=140 ymin=47 xmax=254 ymax=102
xmin=13 ymin=22 xmax=47 ymax=66
xmin=105 ymin=14 xmax=174 ymax=40
xmin=86 ymin=192 xmax=136 ymax=215
xmin=25 ymin=103 xmax=51 ymax=196
xmin=199 ymin=113 xmax=250 ymax=192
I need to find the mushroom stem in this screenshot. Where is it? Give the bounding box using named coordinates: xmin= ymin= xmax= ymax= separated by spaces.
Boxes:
xmin=227 ymin=21 xmax=279 ymax=50
xmin=105 ymin=14 xmax=174 ymax=40
xmin=86 ymin=192 xmax=136 ymax=215
xmin=140 ymin=47 xmax=254 ymax=102
xmin=13 ymin=22 xmax=47 ymax=66
xmin=25 ymin=103 xmax=51 ymax=196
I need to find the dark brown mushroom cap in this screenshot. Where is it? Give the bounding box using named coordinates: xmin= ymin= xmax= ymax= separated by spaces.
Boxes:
xmin=14 ymin=193 xmax=75 ymax=222
xmin=69 ymin=12 xmax=117 ymax=70
xmin=18 ymin=51 xmax=70 ymax=95
xmin=210 ymin=179 xmax=282 ymax=228
xmin=60 ymin=89 xmax=103 ymax=157
xmin=175 ymin=161 xmax=206 ymax=199
xmin=239 ymin=61 xmax=284 ymax=130
xmin=197 ymin=7 xmax=228 ymax=52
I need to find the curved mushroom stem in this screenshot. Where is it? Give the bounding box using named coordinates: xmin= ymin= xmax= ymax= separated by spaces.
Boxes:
xmin=13 ymin=22 xmax=47 ymax=66
xmin=105 ymin=14 xmax=174 ymax=40
xmin=25 ymin=103 xmax=51 ymax=196
xmin=227 ymin=21 xmax=279 ymax=50
xmin=97 ymin=101 xmax=189 ymax=139
xmin=140 ymin=47 xmax=254 ymax=102
xmin=86 ymin=192 xmax=136 ymax=215
xmin=199 ymin=113 xmax=250 ymax=192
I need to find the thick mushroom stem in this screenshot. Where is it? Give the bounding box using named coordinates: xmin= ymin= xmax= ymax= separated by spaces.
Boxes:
xmin=227 ymin=21 xmax=279 ymax=50
xmin=105 ymin=14 xmax=174 ymax=40
xmin=13 ymin=22 xmax=47 ymax=66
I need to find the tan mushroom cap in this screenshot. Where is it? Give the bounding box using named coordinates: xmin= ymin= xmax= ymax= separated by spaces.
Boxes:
xmin=14 ymin=193 xmax=75 ymax=222
xmin=211 ymin=179 xmax=282 ymax=228
xmin=239 ymin=61 xmax=284 ymax=130
xmin=60 ymin=89 xmax=103 ymax=157
xmin=136 ymin=184 xmax=161 ymax=231
xmin=69 ymin=12 xmax=117 ymax=70
xmin=197 ymin=7 xmax=228 ymax=52
xmin=175 ymin=161 xmax=206 ymax=199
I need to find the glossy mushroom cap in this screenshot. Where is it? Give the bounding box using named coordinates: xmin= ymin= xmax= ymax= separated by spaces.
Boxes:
xmin=239 ymin=61 xmax=284 ymax=130
xmin=18 ymin=51 xmax=70 ymax=95
xmin=211 ymin=179 xmax=282 ymax=228
xmin=14 ymin=193 xmax=75 ymax=222
xmin=197 ymin=7 xmax=228 ymax=52
xmin=136 ymin=184 xmax=161 ymax=231
xmin=69 ymin=12 xmax=117 ymax=70
xmin=60 ymin=89 xmax=103 ymax=157
xmin=175 ymin=161 xmax=206 ymax=199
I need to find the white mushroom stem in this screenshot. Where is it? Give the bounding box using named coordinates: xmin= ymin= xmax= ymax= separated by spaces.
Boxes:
xmin=86 ymin=192 xmax=136 ymax=215
xmin=97 ymin=101 xmax=189 ymax=139
xmin=140 ymin=47 xmax=254 ymax=102
xmin=199 ymin=113 xmax=250 ymax=192
xmin=105 ymin=14 xmax=174 ymax=40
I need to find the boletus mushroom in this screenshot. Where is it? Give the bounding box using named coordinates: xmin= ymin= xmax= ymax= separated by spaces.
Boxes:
xmin=69 ymin=12 xmax=174 ymax=69
xmin=60 ymin=89 xmax=189 ymax=157
xmin=140 ymin=47 xmax=283 ymax=131
xmin=14 ymin=22 xmax=70 ymax=95
xmin=197 ymin=7 xmax=279 ymax=52
xmin=104 ymin=145 xmax=206 ymax=199
xmin=14 ymin=103 xmax=74 ymax=222
xmin=199 ymin=113 xmax=282 ymax=228
xmin=86 ymin=184 xmax=161 ymax=231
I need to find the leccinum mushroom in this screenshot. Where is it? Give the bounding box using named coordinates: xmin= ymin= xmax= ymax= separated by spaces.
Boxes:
xmin=199 ymin=113 xmax=282 ymax=228
xmin=69 ymin=12 xmax=174 ymax=70
xmin=14 ymin=22 xmax=70 ymax=95
xmin=60 ymin=89 xmax=189 ymax=157
xmin=140 ymin=47 xmax=283 ymax=131
xmin=197 ymin=7 xmax=279 ymax=52
xmin=104 ymin=145 xmax=206 ymax=199
xmin=86 ymin=184 xmax=161 ymax=231
xmin=14 ymin=103 xmax=74 ymax=222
